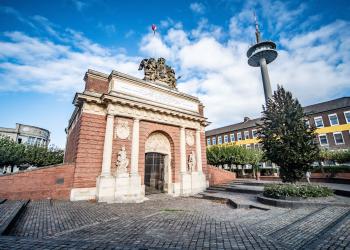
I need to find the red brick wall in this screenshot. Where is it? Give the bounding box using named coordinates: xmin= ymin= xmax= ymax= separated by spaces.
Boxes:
xmin=84 ymin=75 xmax=108 ymax=94
xmin=139 ymin=121 xmax=179 ymax=184
xmin=0 ymin=164 xmax=74 ymax=200
xmin=207 ymin=165 xmax=236 ymax=186
xmin=73 ymin=112 xmax=106 ymax=188
xmin=64 ymin=110 xmax=81 ymax=163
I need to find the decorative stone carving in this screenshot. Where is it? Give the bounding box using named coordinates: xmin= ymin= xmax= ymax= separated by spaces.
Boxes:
xmin=115 ymin=120 xmax=130 ymax=140
xmin=188 ymin=151 xmax=196 ymax=172
xmin=116 ymin=146 xmax=129 ymax=175
xmin=145 ymin=133 xmax=171 ymax=155
xmin=138 ymin=57 xmax=177 ymax=89
xmin=186 ymin=131 xmax=194 ymax=146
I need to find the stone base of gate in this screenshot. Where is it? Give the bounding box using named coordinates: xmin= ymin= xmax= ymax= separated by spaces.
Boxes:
xmin=190 ymin=172 xmax=207 ymax=194
xmin=180 ymin=173 xmax=193 ymax=196
xmin=114 ymin=174 xmax=145 ymax=203
xmin=96 ymin=175 xmax=116 ymax=202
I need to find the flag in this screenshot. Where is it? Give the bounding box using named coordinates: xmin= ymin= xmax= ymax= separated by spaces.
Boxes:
xmin=151 ymin=24 xmax=157 ymax=35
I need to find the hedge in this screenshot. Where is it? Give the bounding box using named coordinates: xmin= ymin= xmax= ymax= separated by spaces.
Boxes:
xmin=263 ymin=183 xmax=333 ymax=199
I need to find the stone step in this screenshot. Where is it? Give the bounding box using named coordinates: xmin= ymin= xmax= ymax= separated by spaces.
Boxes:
xmin=0 ymin=200 xmax=29 ymax=235
xmin=307 ymin=210 xmax=350 ymax=249
xmin=253 ymin=207 xmax=319 ymax=235
xmin=273 ymin=206 xmax=350 ymax=249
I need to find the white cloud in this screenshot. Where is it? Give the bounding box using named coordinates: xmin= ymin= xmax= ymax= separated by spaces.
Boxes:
xmin=1 ymin=1 xmax=349 ymax=135
xmin=190 ymin=2 xmax=206 ymax=14
xmin=138 ymin=3 xmax=350 ymax=131
xmin=139 ymin=33 xmax=172 ymax=59
xmin=0 ymin=30 xmax=141 ymax=94
xmin=71 ymin=0 xmax=88 ymax=11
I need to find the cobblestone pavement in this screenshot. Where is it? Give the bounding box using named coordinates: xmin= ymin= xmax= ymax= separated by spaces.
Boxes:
xmin=0 ymin=194 xmax=349 ymax=249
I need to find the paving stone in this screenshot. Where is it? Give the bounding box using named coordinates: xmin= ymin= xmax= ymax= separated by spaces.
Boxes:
xmin=0 ymin=194 xmax=349 ymax=249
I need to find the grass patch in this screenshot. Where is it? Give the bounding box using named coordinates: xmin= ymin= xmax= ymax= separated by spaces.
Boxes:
xmin=263 ymin=183 xmax=333 ymax=199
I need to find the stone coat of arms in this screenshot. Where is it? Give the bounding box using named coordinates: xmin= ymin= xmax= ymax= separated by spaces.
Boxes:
xmin=115 ymin=120 xmax=130 ymax=140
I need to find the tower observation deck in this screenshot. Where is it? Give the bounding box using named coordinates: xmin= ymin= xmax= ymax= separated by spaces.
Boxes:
xmin=247 ymin=15 xmax=278 ymax=104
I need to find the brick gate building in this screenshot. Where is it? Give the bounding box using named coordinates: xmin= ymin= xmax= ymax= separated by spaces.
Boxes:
xmin=64 ymin=64 xmax=208 ymax=202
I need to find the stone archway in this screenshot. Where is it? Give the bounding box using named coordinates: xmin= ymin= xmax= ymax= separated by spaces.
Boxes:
xmin=145 ymin=132 xmax=172 ymax=194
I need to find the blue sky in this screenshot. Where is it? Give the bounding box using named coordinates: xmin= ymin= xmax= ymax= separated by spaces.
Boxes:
xmin=0 ymin=0 xmax=350 ymax=147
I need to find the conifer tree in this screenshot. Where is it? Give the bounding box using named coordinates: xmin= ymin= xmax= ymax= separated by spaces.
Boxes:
xmin=258 ymin=86 xmax=319 ymax=183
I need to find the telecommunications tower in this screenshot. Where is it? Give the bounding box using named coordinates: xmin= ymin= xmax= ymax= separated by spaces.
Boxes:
xmin=247 ymin=14 xmax=278 ymax=104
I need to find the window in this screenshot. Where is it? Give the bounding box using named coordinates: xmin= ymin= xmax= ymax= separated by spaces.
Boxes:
xmin=244 ymin=131 xmax=249 ymax=140
xmin=328 ymin=114 xmax=339 ymax=126
xmin=218 ymin=136 xmax=222 ymax=144
xmin=314 ymin=116 xmax=324 ymax=128
xmin=333 ymin=132 xmax=344 ymax=145
xmin=344 ymin=111 xmax=350 ymax=123
xmin=17 ymin=138 xmax=22 ymax=144
xmin=212 ymin=137 xmax=216 ymax=145
xmin=224 ymin=135 xmax=228 ymax=143
xmin=304 ymin=120 xmax=310 ymax=128
xmin=36 ymin=138 xmax=42 ymax=146
xmin=318 ymin=134 xmax=328 ymax=146
xmin=207 ymin=138 xmax=211 ymax=145
xmin=237 ymin=132 xmax=242 ymax=141
xmin=27 ymin=136 xmax=35 ymax=145
xmin=230 ymin=133 xmax=235 ymax=142
xmin=252 ymin=129 xmax=258 ymax=138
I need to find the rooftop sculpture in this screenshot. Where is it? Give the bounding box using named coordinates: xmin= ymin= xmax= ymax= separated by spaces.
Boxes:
xmin=138 ymin=57 xmax=177 ymax=89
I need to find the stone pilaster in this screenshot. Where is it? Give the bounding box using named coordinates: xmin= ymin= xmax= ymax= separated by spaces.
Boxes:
xmin=180 ymin=126 xmax=187 ymax=173
xmin=101 ymin=114 xmax=114 ymax=176
xmin=130 ymin=118 xmax=139 ymax=176
xmin=180 ymin=126 xmax=191 ymax=195
xmin=196 ymin=129 xmax=202 ymax=173
xmin=96 ymin=113 xmax=116 ymax=202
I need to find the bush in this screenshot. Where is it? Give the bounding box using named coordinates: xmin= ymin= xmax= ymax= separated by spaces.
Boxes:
xmin=263 ymin=183 xmax=333 ymax=199
xmin=319 ymin=150 xmax=350 ymax=164
xmin=312 ymin=165 xmax=350 ymax=174
xmin=206 ymin=144 xmax=263 ymax=168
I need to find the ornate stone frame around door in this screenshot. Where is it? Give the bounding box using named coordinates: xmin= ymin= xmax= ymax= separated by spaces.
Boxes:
xmin=144 ymin=132 xmax=172 ymax=194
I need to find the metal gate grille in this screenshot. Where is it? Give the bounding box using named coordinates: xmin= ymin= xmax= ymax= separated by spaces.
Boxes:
xmin=144 ymin=153 xmax=165 ymax=194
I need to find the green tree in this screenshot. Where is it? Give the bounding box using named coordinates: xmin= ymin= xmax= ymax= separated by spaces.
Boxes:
xmin=258 ymin=86 xmax=319 ymax=183
xmin=0 ymin=136 xmax=64 ymax=169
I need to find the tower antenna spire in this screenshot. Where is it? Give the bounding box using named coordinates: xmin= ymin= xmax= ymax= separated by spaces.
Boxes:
xmin=254 ymin=12 xmax=261 ymax=43
xmin=247 ymin=14 xmax=278 ymax=105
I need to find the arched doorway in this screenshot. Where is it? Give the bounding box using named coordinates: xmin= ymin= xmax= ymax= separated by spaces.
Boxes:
xmin=145 ymin=132 xmax=172 ymax=195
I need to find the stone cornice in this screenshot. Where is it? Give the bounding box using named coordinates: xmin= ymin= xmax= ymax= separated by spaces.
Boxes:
xmin=75 ymin=92 xmax=209 ymax=127
xmin=84 ymin=69 xmax=109 ymax=82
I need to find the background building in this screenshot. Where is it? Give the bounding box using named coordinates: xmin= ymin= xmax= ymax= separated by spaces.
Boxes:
xmin=0 ymin=123 xmax=50 ymax=147
xmin=206 ymin=97 xmax=350 ymax=151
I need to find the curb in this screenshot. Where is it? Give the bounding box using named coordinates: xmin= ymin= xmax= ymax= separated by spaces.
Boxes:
xmin=257 ymin=195 xmax=349 ymax=208
xmin=0 ymin=200 xmax=30 ymax=235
